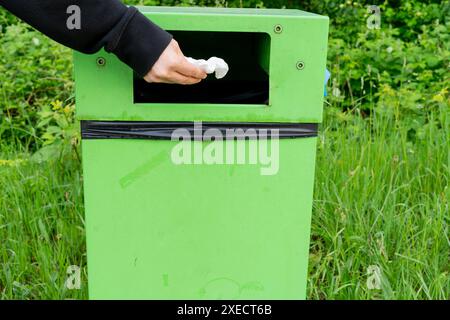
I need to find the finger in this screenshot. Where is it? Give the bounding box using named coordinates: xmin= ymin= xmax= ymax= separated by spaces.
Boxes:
xmin=168 ymin=71 xmax=202 ymax=85
xmin=144 ymin=73 xmax=157 ymax=83
xmin=170 ymin=39 xmax=179 ymax=49
xmin=176 ymin=58 xmax=208 ymax=79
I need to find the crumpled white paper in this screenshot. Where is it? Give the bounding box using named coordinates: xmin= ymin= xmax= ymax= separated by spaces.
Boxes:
xmin=186 ymin=57 xmax=229 ymax=79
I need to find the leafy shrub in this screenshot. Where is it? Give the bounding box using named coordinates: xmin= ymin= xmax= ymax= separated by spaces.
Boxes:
xmin=0 ymin=1 xmax=448 ymax=154
xmin=327 ymin=20 xmax=449 ymax=112
xmin=0 ymin=22 xmax=73 ymax=150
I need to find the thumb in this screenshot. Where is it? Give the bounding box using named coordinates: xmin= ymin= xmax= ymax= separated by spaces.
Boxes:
xmin=177 ymin=57 xmax=207 ymax=79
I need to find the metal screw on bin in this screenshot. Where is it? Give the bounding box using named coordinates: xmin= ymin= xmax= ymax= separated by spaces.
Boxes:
xmin=96 ymin=57 xmax=106 ymax=67
xmin=274 ymin=24 xmax=283 ymax=34
xmin=296 ymin=61 xmax=305 ymax=70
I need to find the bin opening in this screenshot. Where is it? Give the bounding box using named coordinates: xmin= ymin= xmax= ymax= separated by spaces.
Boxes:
xmin=133 ymin=31 xmax=270 ymax=105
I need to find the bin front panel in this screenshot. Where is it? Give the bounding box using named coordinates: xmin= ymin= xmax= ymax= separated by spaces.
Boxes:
xmin=82 ymin=137 xmax=317 ymax=299
xmin=74 ymin=7 xmax=329 ymax=123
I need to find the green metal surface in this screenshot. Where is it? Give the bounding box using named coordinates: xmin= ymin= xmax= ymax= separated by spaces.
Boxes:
xmin=82 ymin=138 xmax=317 ymax=299
xmin=75 ymin=6 xmax=329 ymax=299
xmin=74 ymin=6 xmax=329 ymax=123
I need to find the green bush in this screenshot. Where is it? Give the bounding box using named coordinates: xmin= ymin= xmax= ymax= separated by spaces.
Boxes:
xmin=0 ymin=22 xmax=73 ymax=150
xmin=0 ymin=0 xmax=448 ymax=153
xmin=327 ymin=21 xmax=449 ymax=112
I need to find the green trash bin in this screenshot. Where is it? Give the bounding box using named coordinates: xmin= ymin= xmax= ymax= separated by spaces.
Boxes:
xmin=74 ymin=6 xmax=329 ymax=299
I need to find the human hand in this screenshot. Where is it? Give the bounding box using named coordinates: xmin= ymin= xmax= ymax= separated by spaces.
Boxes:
xmin=144 ymin=39 xmax=207 ymax=85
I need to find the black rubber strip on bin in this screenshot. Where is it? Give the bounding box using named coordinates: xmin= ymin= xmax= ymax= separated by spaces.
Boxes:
xmin=80 ymin=121 xmax=318 ymax=140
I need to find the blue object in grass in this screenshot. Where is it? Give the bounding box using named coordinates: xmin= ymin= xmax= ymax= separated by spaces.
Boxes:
xmin=324 ymin=69 xmax=331 ymax=96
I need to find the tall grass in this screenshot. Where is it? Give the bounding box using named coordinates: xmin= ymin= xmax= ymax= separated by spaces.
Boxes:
xmin=0 ymin=144 xmax=86 ymax=299
xmin=309 ymin=103 xmax=449 ymax=299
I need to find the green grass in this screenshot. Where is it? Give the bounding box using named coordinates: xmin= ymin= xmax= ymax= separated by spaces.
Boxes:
xmin=0 ymin=145 xmax=87 ymax=299
xmin=308 ymin=104 xmax=449 ymax=299
xmin=1 ymin=105 xmax=448 ymax=300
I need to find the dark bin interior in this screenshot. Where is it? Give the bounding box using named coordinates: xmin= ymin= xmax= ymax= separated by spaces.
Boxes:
xmin=134 ymin=31 xmax=270 ymax=105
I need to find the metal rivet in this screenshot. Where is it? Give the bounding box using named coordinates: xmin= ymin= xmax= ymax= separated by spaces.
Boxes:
xmin=274 ymin=24 xmax=283 ymax=34
xmin=96 ymin=57 xmax=106 ymax=67
xmin=296 ymin=61 xmax=305 ymax=70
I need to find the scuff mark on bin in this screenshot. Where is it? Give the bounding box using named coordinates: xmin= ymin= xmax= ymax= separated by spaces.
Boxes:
xmin=163 ymin=274 xmax=169 ymax=287
xmin=119 ymin=151 xmax=166 ymax=188
xmin=198 ymin=277 xmax=264 ymax=299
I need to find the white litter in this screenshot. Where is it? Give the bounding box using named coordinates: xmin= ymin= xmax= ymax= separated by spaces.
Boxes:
xmin=186 ymin=57 xmax=229 ymax=79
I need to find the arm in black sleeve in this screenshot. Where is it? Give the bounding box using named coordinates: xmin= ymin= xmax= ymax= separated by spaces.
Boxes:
xmin=0 ymin=0 xmax=173 ymax=77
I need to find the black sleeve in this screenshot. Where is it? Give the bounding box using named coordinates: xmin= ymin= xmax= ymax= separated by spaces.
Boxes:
xmin=0 ymin=0 xmax=173 ymax=77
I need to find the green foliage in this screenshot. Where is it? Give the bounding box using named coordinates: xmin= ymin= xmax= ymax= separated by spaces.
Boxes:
xmin=0 ymin=146 xmax=86 ymax=300
xmin=0 ymin=22 xmax=73 ymax=150
xmin=0 ymin=7 xmax=18 ymax=29
xmin=308 ymin=101 xmax=449 ymax=300
xmin=327 ymin=22 xmax=449 ymax=111
xmin=0 ymin=0 xmax=449 ymax=299
xmin=1 ymin=1 xmax=449 ymax=152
